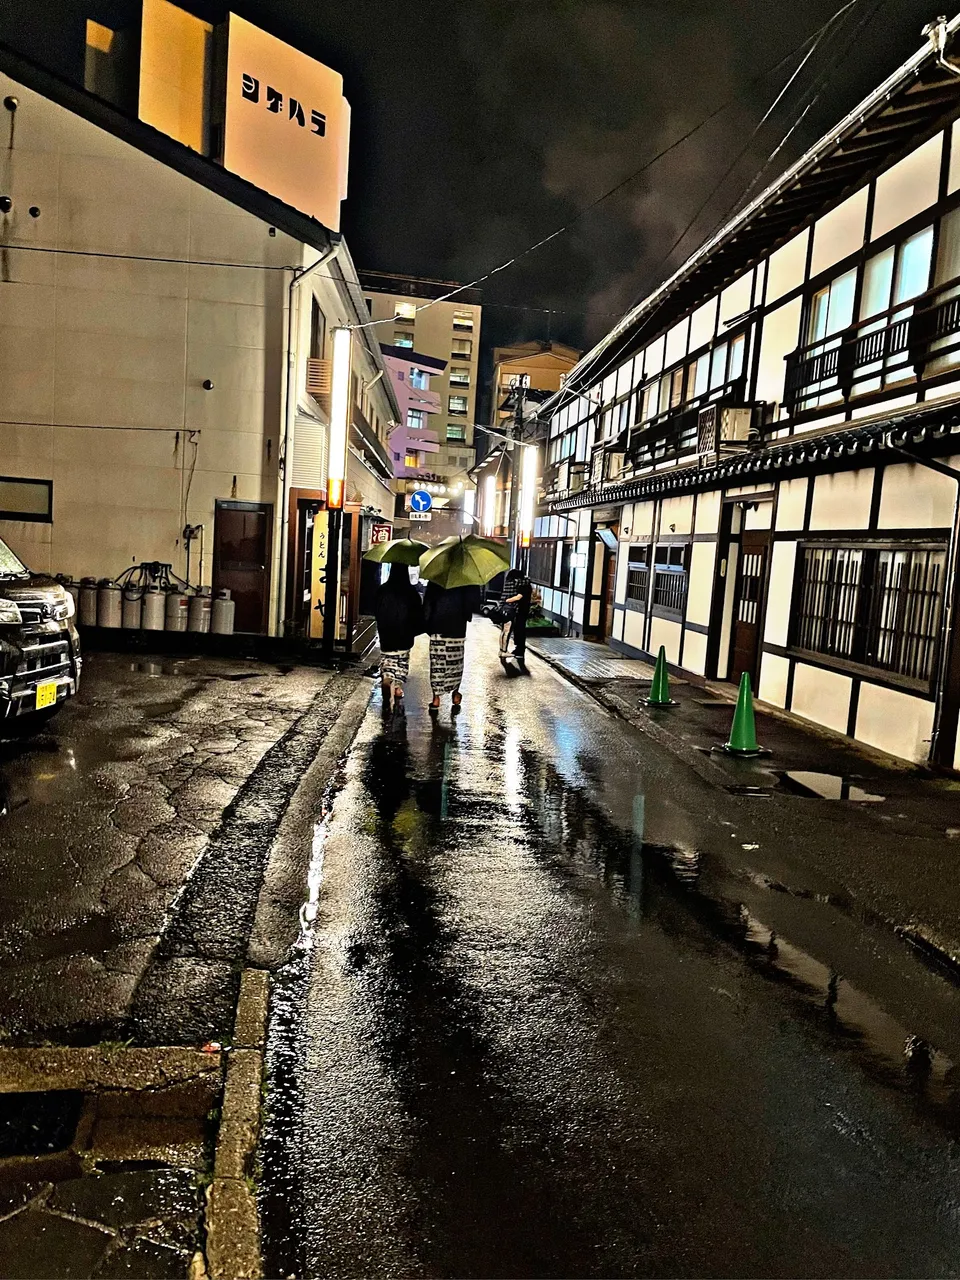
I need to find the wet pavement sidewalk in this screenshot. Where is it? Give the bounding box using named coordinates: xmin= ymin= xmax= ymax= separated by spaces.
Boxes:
xmin=528 ymin=633 xmax=960 ymax=969
xmin=0 ymin=651 xmax=370 ymax=1279
xmin=262 ymin=622 xmax=960 ymax=1279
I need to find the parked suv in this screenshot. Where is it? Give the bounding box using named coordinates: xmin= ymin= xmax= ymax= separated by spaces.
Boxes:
xmin=0 ymin=537 xmax=81 ymax=721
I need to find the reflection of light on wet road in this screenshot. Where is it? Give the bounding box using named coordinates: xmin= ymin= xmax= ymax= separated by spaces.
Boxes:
xmin=264 ymin=626 xmax=960 ymax=1280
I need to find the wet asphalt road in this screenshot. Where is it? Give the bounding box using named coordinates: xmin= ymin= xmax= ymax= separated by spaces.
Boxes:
xmin=263 ymin=625 xmax=960 ymax=1279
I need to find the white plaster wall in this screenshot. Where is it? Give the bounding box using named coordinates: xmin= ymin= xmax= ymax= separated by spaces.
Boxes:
xmin=689 ymin=297 xmax=718 ymax=351
xmin=685 ymin=542 xmax=717 ymax=627
xmin=808 ymin=468 xmax=874 ymax=531
xmin=765 ymin=230 xmax=809 ymax=305
xmin=791 ymin=662 xmax=852 ymax=735
xmin=649 ymin=616 xmax=682 ymax=664
xmin=878 ymin=462 xmax=955 ymax=530
xmin=855 ymin=683 xmax=934 ymax=764
xmin=632 ymin=501 xmax=655 ymax=538
xmin=810 ymin=187 xmax=868 ymax=277
xmin=659 ymin=494 xmax=694 ymax=535
xmin=871 ymin=134 xmax=942 ymax=241
xmin=763 ymin=541 xmax=798 ymax=647
xmin=719 ymin=270 xmax=753 ymax=326
xmin=756 ymin=297 xmax=803 ymax=408
xmin=682 ymin=628 xmax=707 ymax=675
xmin=694 ymin=489 xmax=721 ymax=534
xmin=613 ymin=608 xmax=625 ymax=642
xmin=744 ymin=502 xmax=773 ymax=530
xmin=758 ymin=652 xmax=790 ymax=708
xmin=665 ymin=318 xmax=689 ymax=367
xmin=623 ymin=609 xmax=645 ymax=652
xmin=775 ymin=478 xmax=808 ymax=531
xmin=0 ymin=69 xmax=295 ymax=595
xmin=615 ymin=547 xmax=631 ymax=602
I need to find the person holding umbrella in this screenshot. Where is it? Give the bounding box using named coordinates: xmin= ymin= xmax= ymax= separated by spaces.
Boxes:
xmin=419 ymin=535 xmax=509 ymax=713
xmin=498 ymin=567 xmax=533 ymax=664
xmin=364 ymin=538 xmax=428 ymax=706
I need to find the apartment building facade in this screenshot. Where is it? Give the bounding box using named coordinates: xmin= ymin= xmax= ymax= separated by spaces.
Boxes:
xmin=535 ymin=16 xmax=960 ymax=768
xmin=0 ymin=2 xmax=399 ymax=646
xmin=358 ymin=272 xmax=482 ymax=493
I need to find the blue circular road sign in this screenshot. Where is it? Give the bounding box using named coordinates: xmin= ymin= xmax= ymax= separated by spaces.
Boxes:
xmin=410 ymin=489 xmax=433 ymax=513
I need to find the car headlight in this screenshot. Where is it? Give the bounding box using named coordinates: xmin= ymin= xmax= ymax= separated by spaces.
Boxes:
xmin=54 ymin=589 xmax=75 ymax=620
xmin=0 ymin=599 xmax=22 ymax=625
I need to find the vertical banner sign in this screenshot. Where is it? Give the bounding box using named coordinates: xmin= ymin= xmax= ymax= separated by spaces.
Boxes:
xmin=309 ymin=510 xmax=329 ymax=640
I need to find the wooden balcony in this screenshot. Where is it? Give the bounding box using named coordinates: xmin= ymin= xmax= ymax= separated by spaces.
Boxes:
xmin=784 ymin=274 xmax=960 ymax=414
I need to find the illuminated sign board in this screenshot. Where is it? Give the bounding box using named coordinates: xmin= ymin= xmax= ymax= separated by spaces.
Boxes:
xmin=223 ymin=13 xmax=350 ymax=232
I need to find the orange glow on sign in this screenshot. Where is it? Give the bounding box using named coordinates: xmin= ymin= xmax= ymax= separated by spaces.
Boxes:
xmin=223 ymin=13 xmax=350 ymax=232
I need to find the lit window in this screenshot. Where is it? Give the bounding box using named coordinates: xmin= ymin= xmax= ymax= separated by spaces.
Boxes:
xmin=450 ymin=367 xmax=470 ymax=386
xmin=405 ymin=452 xmax=419 ymax=468
xmin=447 ymin=422 xmax=466 ymax=441
xmin=452 ymin=338 xmax=473 ymax=357
xmin=407 ymin=409 xmax=425 ymax=430
xmin=453 ymin=310 xmax=474 ymax=331
xmin=410 ymin=368 xmax=428 ymax=390
xmin=449 ymin=394 xmax=468 ymax=415
xmin=394 ymin=301 xmax=417 ymax=320
xmin=393 ymin=332 xmax=413 ymax=348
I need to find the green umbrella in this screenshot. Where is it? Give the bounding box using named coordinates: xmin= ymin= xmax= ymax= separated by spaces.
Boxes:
xmin=418 ymin=535 xmax=510 ymax=588
xmin=362 ymin=537 xmax=429 ymax=566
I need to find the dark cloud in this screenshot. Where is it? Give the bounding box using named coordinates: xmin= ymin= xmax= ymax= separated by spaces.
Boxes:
xmin=2 ymin=0 xmax=944 ymax=355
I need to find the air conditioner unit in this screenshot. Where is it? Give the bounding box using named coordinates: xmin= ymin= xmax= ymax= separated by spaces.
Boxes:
xmin=697 ymin=403 xmax=756 ymax=456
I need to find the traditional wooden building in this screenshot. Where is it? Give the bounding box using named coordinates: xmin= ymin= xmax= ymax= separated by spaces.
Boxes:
xmin=535 ymin=16 xmax=960 ymax=767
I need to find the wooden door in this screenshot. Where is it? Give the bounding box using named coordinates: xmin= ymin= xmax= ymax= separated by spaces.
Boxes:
xmin=602 ymin=549 xmax=617 ymax=639
xmin=731 ymin=531 xmax=770 ymax=684
xmin=213 ymin=501 xmax=272 ymax=634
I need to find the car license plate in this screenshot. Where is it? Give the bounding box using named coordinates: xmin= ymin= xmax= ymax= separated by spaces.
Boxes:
xmin=35 ymin=681 xmax=57 ymax=711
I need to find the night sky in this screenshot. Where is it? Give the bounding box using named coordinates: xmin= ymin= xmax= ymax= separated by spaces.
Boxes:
xmin=2 ymin=0 xmax=945 ymax=357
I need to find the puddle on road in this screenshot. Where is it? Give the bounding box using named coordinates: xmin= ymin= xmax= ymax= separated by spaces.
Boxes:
xmin=779 ymin=770 xmax=885 ymax=802
xmin=128 ymin=660 xmax=195 ymax=677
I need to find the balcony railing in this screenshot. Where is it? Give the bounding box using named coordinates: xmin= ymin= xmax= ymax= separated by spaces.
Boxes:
xmin=784 ymin=275 xmax=960 ymax=413
xmin=626 ymin=376 xmax=747 ymax=471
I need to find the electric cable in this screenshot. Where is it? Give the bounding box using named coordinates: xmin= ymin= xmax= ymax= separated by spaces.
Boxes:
xmin=347 ymin=0 xmax=867 ymax=334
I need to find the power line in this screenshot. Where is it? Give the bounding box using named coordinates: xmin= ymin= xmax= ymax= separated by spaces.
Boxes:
xmin=347 ymin=7 xmax=858 ymax=334
xmin=552 ymin=0 xmax=883 ymax=411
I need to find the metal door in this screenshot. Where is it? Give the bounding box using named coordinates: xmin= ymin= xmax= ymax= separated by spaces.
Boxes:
xmin=212 ymin=501 xmax=272 ymax=634
xmin=731 ymin=531 xmax=770 ymax=684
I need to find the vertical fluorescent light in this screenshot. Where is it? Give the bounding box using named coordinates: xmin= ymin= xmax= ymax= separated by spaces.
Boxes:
xmin=483 ymin=475 xmax=496 ymax=536
xmin=327 ymin=326 xmax=351 ymax=509
xmin=462 ymin=488 xmax=476 ymax=527
xmin=517 ymin=443 xmax=538 ymax=548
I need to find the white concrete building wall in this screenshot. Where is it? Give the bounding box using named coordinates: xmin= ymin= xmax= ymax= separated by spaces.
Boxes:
xmin=0 ymin=70 xmax=293 ymax=592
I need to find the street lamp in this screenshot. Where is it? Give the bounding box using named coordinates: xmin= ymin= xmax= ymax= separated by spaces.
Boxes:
xmin=323 ymin=326 xmax=352 ymax=658
xmin=516 ymin=441 xmax=539 ymax=566
xmin=482 ymin=474 xmax=496 ymax=537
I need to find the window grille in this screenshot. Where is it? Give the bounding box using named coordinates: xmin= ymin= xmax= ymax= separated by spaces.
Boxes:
xmin=626 ymin=548 xmax=648 ymax=605
xmin=651 ymin=545 xmax=688 ymax=618
xmin=528 ymin=539 xmax=554 ymax=586
xmin=791 ymin=542 xmax=945 ymax=686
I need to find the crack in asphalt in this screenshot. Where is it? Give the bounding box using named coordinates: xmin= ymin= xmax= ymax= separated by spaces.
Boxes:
xmin=127 ymin=672 xmax=363 ymax=1046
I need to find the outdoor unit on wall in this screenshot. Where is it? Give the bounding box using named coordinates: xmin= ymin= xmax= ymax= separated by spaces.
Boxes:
xmin=697 ymin=403 xmax=758 ymax=458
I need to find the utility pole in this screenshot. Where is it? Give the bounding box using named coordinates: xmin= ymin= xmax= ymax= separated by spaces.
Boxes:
xmin=507 ymin=374 xmax=527 ymax=570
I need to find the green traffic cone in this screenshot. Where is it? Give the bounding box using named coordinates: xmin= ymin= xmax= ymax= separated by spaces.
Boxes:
xmin=722 ymin=673 xmax=763 ymax=755
xmin=645 ymin=646 xmax=677 ymax=707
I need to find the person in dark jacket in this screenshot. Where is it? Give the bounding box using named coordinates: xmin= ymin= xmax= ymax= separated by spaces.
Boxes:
xmin=422 ymin=582 xmax=481 ymax=712
xmin=499 ymin=568 xmax=533 ymax=663
xmin=374 ymin=563 xmax=425 ymax=704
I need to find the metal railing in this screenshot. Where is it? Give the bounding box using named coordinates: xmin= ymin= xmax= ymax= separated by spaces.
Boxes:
xmin=784 ymin=274 xmax=960 ymax=411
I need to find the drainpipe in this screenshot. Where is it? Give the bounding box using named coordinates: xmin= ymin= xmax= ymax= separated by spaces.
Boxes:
xmin=889 ymin=440 xmax=960 ymax=766
xmin=275 ymin=236 xmax=342 ymax=637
